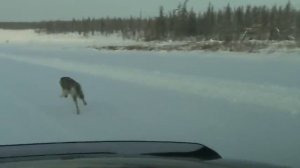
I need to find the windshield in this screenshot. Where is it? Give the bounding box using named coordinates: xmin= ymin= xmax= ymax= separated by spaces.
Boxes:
xmin=0 ymin=0 xmax=299 ymax=168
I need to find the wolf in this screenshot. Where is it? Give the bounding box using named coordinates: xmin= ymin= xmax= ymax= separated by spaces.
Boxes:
xmin=60 ymin=77 xmax=87 ymax=114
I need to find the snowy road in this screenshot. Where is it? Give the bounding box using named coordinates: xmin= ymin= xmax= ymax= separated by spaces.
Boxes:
xmin=0 ymin=44 xmax=299 ymax=167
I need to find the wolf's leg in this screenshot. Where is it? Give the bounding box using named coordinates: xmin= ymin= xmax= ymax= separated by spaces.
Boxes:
xmin=73 ymin=96 xmax=80 ymax=115
xmin=82 ymin=99 xmax=87 ymax=106
xmin=70 ymin=87 xmax=80 ymax=114
xmin=61 ymin=89 xmax=68 ymax=98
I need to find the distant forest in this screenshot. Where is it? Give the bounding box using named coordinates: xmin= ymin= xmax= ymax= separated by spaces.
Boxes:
xmin=0 ymin=1 xmax=300 ymax=42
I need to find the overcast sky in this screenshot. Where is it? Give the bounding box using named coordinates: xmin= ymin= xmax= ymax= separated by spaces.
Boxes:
xmin=0 ymin=0 xmax=299 ymax=21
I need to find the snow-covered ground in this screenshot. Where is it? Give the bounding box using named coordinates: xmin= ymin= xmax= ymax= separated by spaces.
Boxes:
xmin=0 ymin=30 xmax=300 ymax=167
xmin=0 ymin=29 xmax=137 ymax=47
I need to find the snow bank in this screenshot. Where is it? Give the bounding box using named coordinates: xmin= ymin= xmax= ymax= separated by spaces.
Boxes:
xmin=1 ymin=29 xmax=299 ymax=53
xmin=0 ymin=29 xmax=137 ymax=47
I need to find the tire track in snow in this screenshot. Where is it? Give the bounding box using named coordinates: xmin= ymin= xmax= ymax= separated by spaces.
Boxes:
xmin=1 ymin=53 xmax=300 ymax=114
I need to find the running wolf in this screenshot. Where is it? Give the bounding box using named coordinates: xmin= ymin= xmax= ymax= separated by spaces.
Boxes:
xmin=60 ymin=77 xmax=87 ymax=114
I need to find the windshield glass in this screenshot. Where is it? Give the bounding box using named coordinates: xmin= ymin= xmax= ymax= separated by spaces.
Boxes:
xmin=0 ymin=0 xmax=299 ymax=168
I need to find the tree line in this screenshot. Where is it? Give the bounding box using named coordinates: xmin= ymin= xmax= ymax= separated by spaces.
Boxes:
xmin=0 ymin=1 xmax=300 ymax=41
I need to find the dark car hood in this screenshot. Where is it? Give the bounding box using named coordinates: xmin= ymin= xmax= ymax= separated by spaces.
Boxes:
xmin=0 ymin=141 xmax=290 ymax=168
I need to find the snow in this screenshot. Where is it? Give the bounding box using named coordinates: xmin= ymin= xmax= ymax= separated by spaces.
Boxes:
xmin=0 ymin=30 xmax=300 ymax=167
xmin=0 ymin=29 xmax=137 ymax=47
